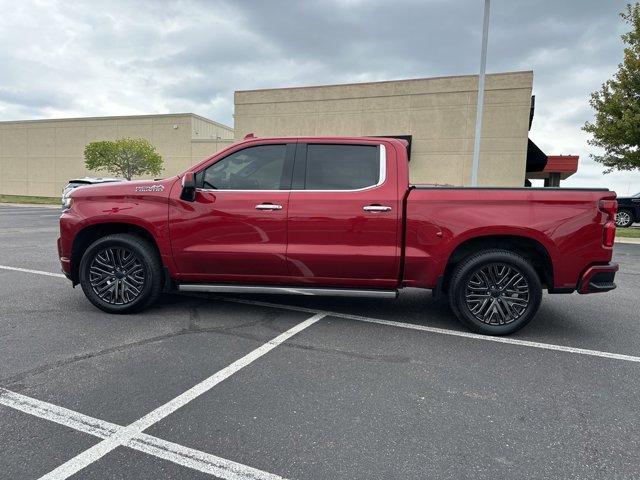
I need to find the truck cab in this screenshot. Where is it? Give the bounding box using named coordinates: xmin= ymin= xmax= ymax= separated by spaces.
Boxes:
xmin=169 ymin=137 xmax=403 ymax=288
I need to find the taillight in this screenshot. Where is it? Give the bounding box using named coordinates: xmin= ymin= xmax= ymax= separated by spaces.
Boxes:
xmin=603 ymin=222 xmax=616 ymax=247
xmin=599 ymin=199 xmax=617 ymax=247
xmin=599 ymin=199 xmax=617 ymax=218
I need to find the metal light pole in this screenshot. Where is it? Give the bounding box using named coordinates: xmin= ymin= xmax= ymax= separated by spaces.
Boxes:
xmin=470 ymin=0 xmax=490 ymax=187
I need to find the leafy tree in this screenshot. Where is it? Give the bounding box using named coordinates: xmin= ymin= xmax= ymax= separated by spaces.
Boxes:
xmin=583 ymin=3 xmax=640 ymax=173
xmin=84 ymin=138 xmax=163 ymax=180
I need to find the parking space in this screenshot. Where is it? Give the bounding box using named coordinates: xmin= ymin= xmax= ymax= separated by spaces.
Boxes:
xmin=148 ymin=316 xmax=640 ymax=479
xmin=6 ymin=308 xmax=310 ymax=426
xmin=1 ymin=204 xmax=640 ymax=479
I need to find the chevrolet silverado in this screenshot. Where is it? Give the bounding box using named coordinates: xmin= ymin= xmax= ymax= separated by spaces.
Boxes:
xmin=58 ymin=136 xmax=619 ymax=335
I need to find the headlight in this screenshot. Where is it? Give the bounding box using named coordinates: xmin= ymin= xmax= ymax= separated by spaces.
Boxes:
xmin=62 ymin=196 xmax=74 ymax=211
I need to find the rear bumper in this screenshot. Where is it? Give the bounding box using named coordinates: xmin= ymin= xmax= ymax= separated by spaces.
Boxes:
xmin=578 ymin=263 xmax=619 ymax=294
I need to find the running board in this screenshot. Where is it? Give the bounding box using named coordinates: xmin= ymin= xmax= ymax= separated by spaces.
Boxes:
xmin=177 ymin=283 xmax=398 ymax=299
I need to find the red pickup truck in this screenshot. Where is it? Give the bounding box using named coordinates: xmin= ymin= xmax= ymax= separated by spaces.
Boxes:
xmin=58 ymin=136 xmax=619 ymax=335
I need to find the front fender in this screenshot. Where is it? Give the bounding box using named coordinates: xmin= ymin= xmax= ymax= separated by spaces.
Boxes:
xmin=59 ymin=191 xmax=178 ymax=280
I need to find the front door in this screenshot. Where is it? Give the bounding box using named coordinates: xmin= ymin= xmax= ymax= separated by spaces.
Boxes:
xmin=286 ymin=141 xmax=400 ymax=288
xmin=169 ymin=142 xmax=295 ymax=283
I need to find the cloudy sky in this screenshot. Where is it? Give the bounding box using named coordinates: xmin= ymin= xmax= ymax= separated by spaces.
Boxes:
xmin=1 ymin=0 xmax=639 ymax=194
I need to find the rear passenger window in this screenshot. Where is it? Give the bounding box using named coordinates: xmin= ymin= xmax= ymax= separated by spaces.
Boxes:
xmin=305 ymin=144 xmax=380 ymax=190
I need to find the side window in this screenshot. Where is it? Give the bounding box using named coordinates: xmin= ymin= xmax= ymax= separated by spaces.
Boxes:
xmin=199 ymin=145 xmax=287 ymax=190
xmin=305 ymin=144 xmax=380 ymax=190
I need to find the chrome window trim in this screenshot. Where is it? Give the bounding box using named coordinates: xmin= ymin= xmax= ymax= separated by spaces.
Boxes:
xmin=196 ymin=144 xmax=387 ymax=194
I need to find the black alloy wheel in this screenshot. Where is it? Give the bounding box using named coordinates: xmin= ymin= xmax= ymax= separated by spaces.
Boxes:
xmin=449 ymin=249 xmax=542 ymax=335
xmin=79 ymin=234 xmax=162 ymax=313
xmin=464 ymin=263 xmax=530 ymax=326
xmin=88 ymin=247 xmax=145 ymax=305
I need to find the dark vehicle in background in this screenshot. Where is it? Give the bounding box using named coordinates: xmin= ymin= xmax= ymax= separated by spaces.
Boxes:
xmin=615 ymin=192 xmax=640 ymax=228
xmin=61 ymin=177 xmax=124 ymax=208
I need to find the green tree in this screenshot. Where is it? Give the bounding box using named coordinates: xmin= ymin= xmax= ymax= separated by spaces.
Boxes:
xmin=583 ymin=3 xmax=640 ymax=173
xmin=84 ymin=138 xmax=163 ymax=180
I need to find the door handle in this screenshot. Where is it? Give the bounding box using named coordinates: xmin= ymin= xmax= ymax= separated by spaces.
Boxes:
xmin=363 ymin=204 xmax=392 ymax=212
xmin=255 ymin=203 xmax=283 ymax=211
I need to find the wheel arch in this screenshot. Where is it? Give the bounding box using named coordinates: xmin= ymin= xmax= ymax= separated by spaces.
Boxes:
xmin=70 ymin=222 xmax=163 ymax=285
xmin=441 ymin=235 xmax=555 ymax=293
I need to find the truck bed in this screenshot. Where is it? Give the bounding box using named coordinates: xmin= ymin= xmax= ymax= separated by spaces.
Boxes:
xmin=402 ymin=186 xmax=616 ymax=291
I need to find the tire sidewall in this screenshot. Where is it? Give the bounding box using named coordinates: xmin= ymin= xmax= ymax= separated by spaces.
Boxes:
xmin=79 ymin=236 xmax=157 ymax=313
xmin=450 ymin=251 xmax=542 ymax=335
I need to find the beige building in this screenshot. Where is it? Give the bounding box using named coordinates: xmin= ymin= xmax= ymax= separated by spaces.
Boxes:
xmin=235 ymin=71 xmax=535 ymax=186
xmin=0 ymin=70 xmax=576 ymax=197
xmin=0 ymin=113 xmax=233 ymax=197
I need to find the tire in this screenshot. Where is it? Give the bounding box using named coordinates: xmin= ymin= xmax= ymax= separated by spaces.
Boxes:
xmin=615 ymin=209 xmax=634 ymax=228
xmin=79 ymin=233 xmax=162 ymax=314
xmin=448 ymin=249 xmax=542 ymax=335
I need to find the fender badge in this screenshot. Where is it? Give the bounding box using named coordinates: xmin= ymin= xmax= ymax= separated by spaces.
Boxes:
xmin=135 ymin=185 xmax=164 ymax=192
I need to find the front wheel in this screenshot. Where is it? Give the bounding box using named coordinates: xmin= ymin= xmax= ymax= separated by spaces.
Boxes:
xmin=615 ymin=209 xmax=634 ymax=228
xmin=448 ymin=249 xmax=542 ymax=335
xmin=79 ymin=234 xmax=162 ymax=313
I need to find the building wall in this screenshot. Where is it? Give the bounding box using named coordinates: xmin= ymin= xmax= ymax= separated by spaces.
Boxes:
xmin=0 ymin=114 xmax=234 ymax=197
xmin=191 ymin=115 xmax=234 ymax=140
xmin=0 ymin=72 xmax=534 ymax=197
xmin=234 ymin=71 xmax=534 ymax=186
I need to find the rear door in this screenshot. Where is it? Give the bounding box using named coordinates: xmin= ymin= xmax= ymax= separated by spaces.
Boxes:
xmin=285 ymin=140 xmax=400 ymax=288
xmin=169 ymin=141 xmax=295 ymax=283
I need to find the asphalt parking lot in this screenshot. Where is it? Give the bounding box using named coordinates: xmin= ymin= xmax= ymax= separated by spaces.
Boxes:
xmin=1 ymin=204 xmax=639 ymax=480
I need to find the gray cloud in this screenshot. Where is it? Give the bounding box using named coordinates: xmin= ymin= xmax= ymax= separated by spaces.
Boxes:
xmin=0 ymin=0 xmax=638 ymax=192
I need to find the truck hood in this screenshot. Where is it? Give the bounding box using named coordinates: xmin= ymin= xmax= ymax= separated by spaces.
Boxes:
xmin=69 ymin=177 xmax=178 ymax=199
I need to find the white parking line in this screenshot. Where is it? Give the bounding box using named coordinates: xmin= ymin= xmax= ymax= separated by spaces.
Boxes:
xmin=0 ymin=388 xmax=286 ymax=480
xmin=37 ymin=313 xmax=324 ymax=480
xmin=0 ymin=388 xmax=116 ymax=438
xmin=3 ymin=263 xmax=640 ymax=365
xmin=0 ymin=265 xmax=66 ymax=278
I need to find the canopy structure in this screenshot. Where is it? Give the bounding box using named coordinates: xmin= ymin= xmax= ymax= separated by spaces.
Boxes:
xmin=525 ymin=138 xmax=578 ymax=187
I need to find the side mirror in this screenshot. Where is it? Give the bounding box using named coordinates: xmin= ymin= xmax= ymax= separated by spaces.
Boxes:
xmin=180 ymin=172 xmax=196 ymax=202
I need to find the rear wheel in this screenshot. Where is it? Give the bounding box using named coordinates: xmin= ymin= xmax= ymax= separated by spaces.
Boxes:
xmin=448 ymin=249 xmax=542 ymax=335
xmin=79 ymin=234 xmax=162 ymax=313
xmin=615 ymin=209 xmax=634 ymax=228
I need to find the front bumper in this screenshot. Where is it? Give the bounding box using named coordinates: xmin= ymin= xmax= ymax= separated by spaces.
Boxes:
xmin=577 ymin=263 xmax=619 ymax=294
xmin=57 ymin=232 xmax=75 ymax=281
